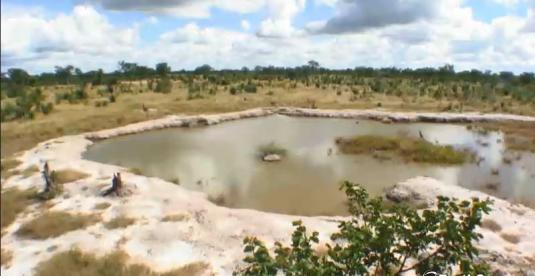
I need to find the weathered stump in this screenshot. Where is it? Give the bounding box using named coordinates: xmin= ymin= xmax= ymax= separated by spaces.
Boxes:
xmin=102 ymin=173 xmax=123 ymax=197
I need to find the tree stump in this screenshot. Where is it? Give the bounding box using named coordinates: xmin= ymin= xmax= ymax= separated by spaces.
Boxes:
xmin=42 ymin=162 xmax=53 ymax=193
xmin=102 ymin=173 xmax=123 ymax=197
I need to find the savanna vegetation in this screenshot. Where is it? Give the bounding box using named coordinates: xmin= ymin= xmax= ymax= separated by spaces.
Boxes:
xmin=2 ymin=61 xmax=534 ymax=157
xmin=234 ymin=181 xmax=492 ymax=275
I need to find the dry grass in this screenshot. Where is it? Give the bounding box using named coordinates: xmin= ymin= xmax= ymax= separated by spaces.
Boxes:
xmin=128 ymin=167 xmax=144 ymax=175
xmin=1 ymin=248 xmax=13 ymax=267
xmin=481 ymin=218 xmax=502 ymax=232
xmin=335 ymin=135 xmax=469 ymax=165
xmin=34 ymin=248 xmax=210 ymax=276
xmin=161 ymin=213 xmax=189 ymax=222
xmin=166 ymin=177 xmax=180 ymax=185
xmin=256 ymin=142 xmax=288 ymax=158
xmin=1 ymin=158 xmax=22 ymax=180
xmin=104 ymin=215 xmax=136 ymax=229
xmin=4 ymin=82 xmax=533 ymax=159
xmin=1 ymin=158 xmax=21 ymax=172
xmin=21 ymin=165 xmax=39 ymax=178
xmin=500 ymin=232 xmax=521 ymax=244
xmin=52 ymin=169 xmax=90 ymax=184
xmin=94 ymin=202 xmax=111 ymax=210
xmin=16 ymin=211 xmax=100 ymax=239
xmin=1 ymin=187 xmax=37 ymax=229
xmin=467 ymin=121 xmax=535 ymax=153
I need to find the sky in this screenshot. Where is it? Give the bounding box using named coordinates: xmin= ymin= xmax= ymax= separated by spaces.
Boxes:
xmin=1 ymin=0 xmax=534 ymax=74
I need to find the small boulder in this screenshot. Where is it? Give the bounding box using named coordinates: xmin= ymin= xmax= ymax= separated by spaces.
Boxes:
xmin=381 ymin=117 xmax=393 ymax=124
xmin=263 ymin=154 xmax=282 ymax=162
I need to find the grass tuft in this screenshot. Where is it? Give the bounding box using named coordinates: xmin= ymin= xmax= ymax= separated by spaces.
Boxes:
xmin=256 ymin=142 xmax=287 ymax=158
xmin=51 ymin=169 xmax=90 ymax=184
xmin=94 ymin=202 xmax=111 ymax=210
xmin=481 ymin=218 xmax=502 ymax=232
xmin=104 ymin=215 xmax=136 ymax=229
xmin=161 ymin=213 xmax=189 ymax=222
xmin=500 ymin=232 xmax=520 ymax=244
xmin=128 ymin=167 xmax=144 ymax=175
xmin=21 ymin=165 xmax=40 ymax=178
xmin=16 ymin=211 xmax=100 ymax=239
xmin=1 ymin=248 xmax=13 ymax=267
xmin=335 ymin=135 xmax=469 ymax=165
xmin=34 ymin=248 xmax=210 ymax=276
xmin=1 ymin=158 xmax=22 ymax=173
xmin=1 ymin=187 xmax=37 ymax=229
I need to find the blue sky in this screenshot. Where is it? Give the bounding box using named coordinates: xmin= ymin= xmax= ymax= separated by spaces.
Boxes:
xmin=1 ymin=0 xmax=534 ymax=73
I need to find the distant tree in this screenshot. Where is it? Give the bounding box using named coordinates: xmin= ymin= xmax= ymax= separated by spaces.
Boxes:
xmin=518 ymin=72 xmax=534 ymax=85
xmin=156 ymin=62 xmax=171 ymax=77
xmin=54 ymin=65 xmax=75 ymax=84
xmin=439 ymin=64 xmax=455 ymax=74
xmin=499 ymin=71 xmax=514 ymax=82
xmin=93 ymin=69 xmax=104 ymax=85
xmin=7 ymin=68 xmax=30 ymax=85
xmin=194 ymin=64 xmax=213 ymax=74
xmin=307 ymin=60 xmax=320 ymax=70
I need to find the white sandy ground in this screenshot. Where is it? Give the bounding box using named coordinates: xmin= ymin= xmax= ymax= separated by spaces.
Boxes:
xmin=1 ymin=107 xmax=535 ymax=275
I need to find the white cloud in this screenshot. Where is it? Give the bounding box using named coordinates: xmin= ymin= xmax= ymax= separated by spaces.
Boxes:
xmin=88 ymin=0 xmax=265 ymax=18
xmin=257 ymin=0 xmax=306 ymax=38
xmin=241 ymin=20 xmax=250 ymax=31
xmin=1 ymin=2 xmax=534 ymax=74
xmin=311 ymin=0 xmax=441 ymax=34
xmin=147 ymin=16 xmax=159 ymax=24
xmin=1 ymin=5 xmax=138 ymax=71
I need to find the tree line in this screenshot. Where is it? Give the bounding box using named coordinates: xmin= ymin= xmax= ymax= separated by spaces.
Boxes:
xmin=2 ymin=61 xmax=534 ymax=88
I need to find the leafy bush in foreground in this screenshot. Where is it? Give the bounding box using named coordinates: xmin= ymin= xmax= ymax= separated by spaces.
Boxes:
xmin=234 ymin=181 xmax=492 ymax=275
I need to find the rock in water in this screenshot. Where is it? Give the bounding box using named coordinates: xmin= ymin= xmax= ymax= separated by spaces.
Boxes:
xmin=263 ymin=154 xmax=282 ymax=162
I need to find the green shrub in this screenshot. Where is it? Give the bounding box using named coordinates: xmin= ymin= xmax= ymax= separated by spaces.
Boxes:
xmin=155 ymin=78 xmax=172 ymax=94
xmin=40 ymin=102 xmax=54 ymax=115
xmin=235 ymin=182 xmax=492 ymax=275
xmin=243 ymin=83 xmax=257 ymax=93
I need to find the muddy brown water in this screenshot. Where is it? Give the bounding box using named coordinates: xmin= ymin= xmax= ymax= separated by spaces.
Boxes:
xmin=83 ymin=115 xmax=535 ymax=215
